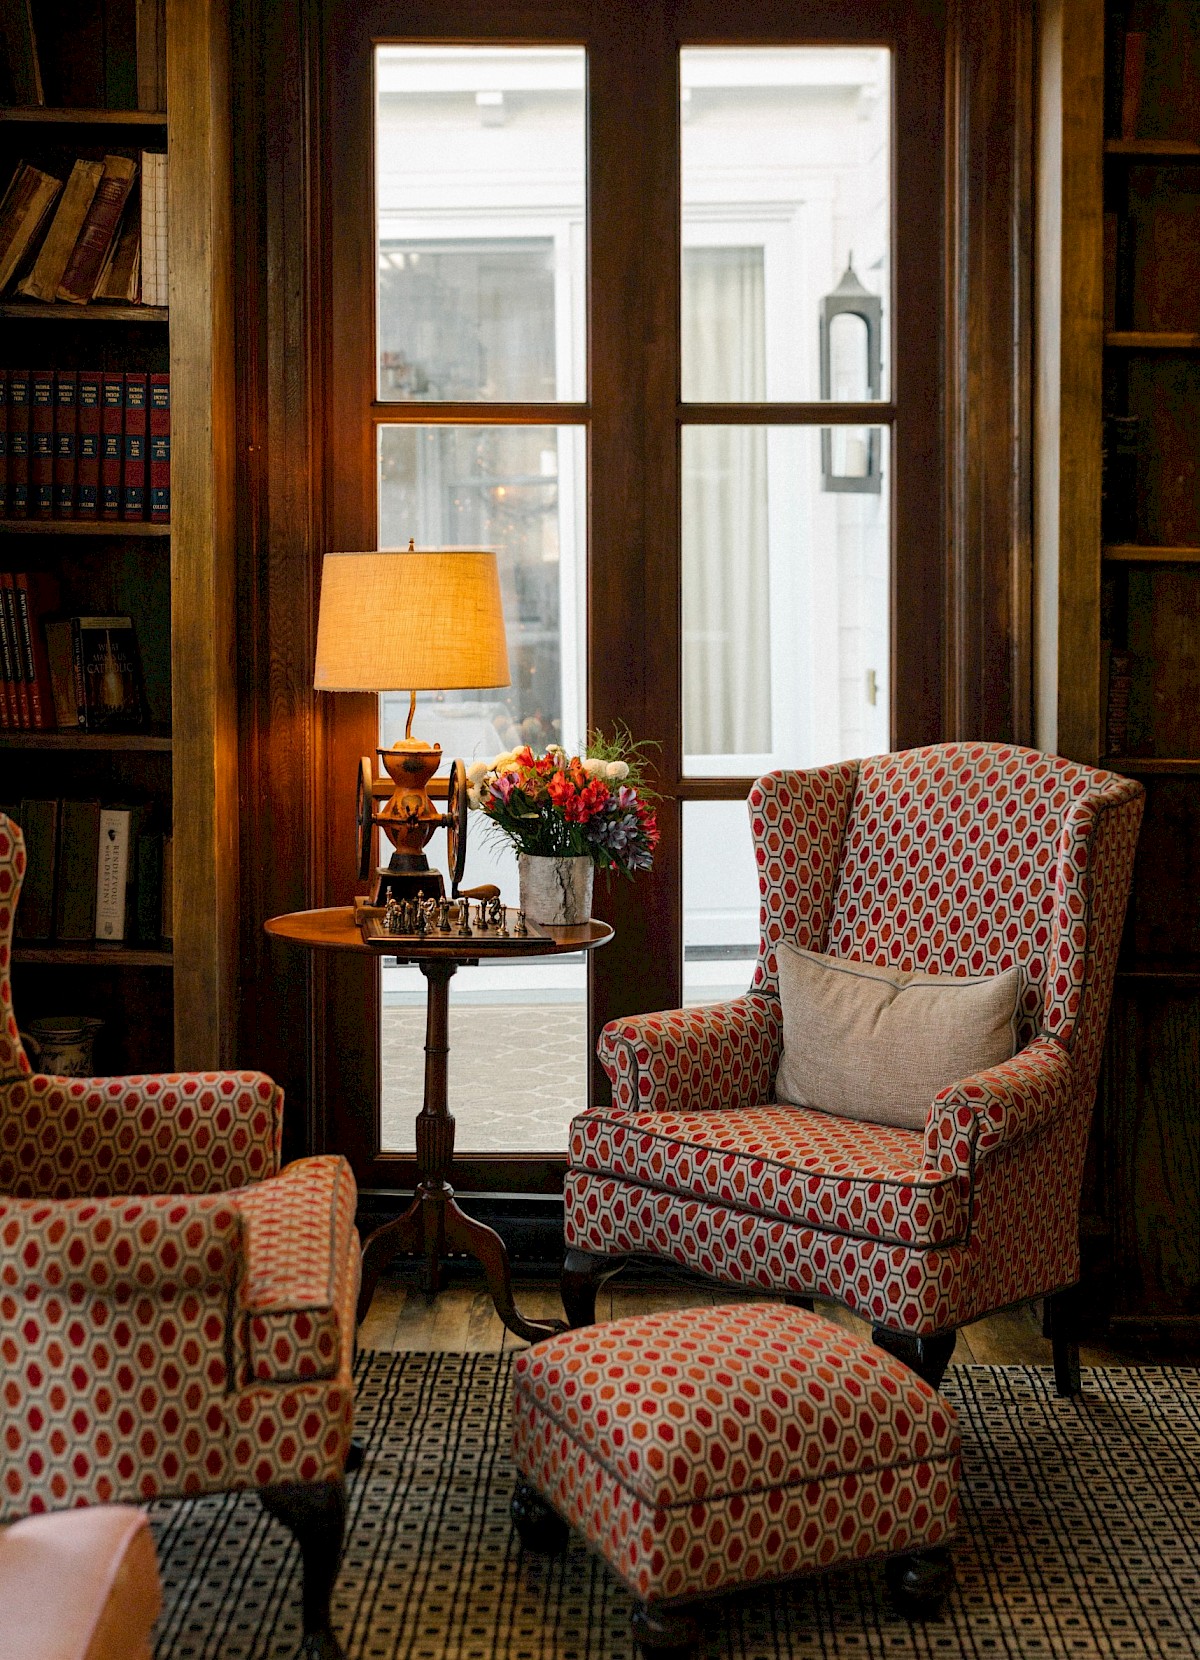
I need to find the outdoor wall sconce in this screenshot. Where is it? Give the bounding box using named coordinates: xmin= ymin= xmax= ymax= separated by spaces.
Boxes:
xmin=819 ymin=258 xmax=882 ymax=495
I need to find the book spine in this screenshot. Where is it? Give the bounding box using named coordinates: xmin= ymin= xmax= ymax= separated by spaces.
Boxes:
xmin=101 ymin=373 xmax=124 ymax=518
xmin=134 ymin=831 xmax=163 ymax=942
xmin=70 ymin=617 xmax=89 ymax=732
xmin=53 ymin=369 xmax=77 ymax=520
xmin=12 ymin=572 xmax=53 ymax=730
xmin=30 ymin=369 xmax=54 ymax=519
xmin=155 ymin=154 xmax=167 ymax=305
xmin=161 ymin=831 xmax=173 ymax=940
xmin=43 ymin=618 xmax=80 ymax=728
xmin=14 ymin=800 xmax=58 ymax=942
xmin=149 ymin=372 xmax=170 ymax=522
xmin=0 ymin=571 xmax=15 ymax=728
xmin=8 ymin=370 xmax=30 ymax=518
xmin=95 ymin=808 xmax=132 ymax=942
xmin=0 ymin=368 xmax=7 ymax=518
xmin=122 ymin=373 xmax=148 ymax=520
xmin=58 ymin=162 xmax=136 ymax=305
xmin=55 ymin=799 xmax=101 ymax=942
xmin=140 ymin=152 xmax=157 ymax=306
xmin=77 ymin=372 xmax=101 ymax=519
xmin=1 ymin=572 xmax=29 ymax=727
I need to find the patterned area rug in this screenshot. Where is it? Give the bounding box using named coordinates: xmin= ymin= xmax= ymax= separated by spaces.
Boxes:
xmin=151 ymin=1355 xmax=1200 ymax=1659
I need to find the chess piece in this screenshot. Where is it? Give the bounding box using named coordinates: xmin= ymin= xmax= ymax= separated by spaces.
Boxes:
xmin=437 ymin=898 xmax=451 ymax=934
xmin=514 ymin=910 xmax=528 ymax=937
xmin=414 ymin=902 xmax=427 ymax=937
xmin=458 ymin=900 xmax=472 ymax=937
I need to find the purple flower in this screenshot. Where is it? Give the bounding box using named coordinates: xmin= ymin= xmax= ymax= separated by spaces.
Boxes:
xmin=488 ymin=772 xmax=520 ymax=806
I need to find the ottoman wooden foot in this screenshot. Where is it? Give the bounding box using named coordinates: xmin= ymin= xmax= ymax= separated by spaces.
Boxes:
xmin=631 ymin=1603 xmax=699 ymax=1659
xmin=885 ymin=1545 xmax=954 ymax=1618
xmin=511 ymin=1480 xmax=570 ymax=1554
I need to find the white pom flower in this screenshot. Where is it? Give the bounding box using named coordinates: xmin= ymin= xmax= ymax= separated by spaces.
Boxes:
xmin=467 ymin=759 xmax=490 ymax=783
xmin=466 ymin=783 xmax=482 ymax=808
xmin=581 ymin=756 xmax=606 ymax=777
xmin=605 ymin=761 xmax=629 ymax=781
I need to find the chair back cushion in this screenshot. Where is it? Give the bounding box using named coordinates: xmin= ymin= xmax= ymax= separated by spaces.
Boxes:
xmin=775 ymin=943 xmax=1021 ymax=1129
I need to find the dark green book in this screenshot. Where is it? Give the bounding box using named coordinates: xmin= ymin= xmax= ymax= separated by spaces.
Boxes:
xmin=13 ymin=796 xmax=56 ymax=939
xmin=134 ymin=829 xmax=163 ymax=943
xmin=55 ymin=797 xmax=100 ymax=942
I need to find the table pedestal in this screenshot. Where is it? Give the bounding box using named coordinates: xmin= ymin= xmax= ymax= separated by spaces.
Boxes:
xmin=357 ymin=959 xmax=567 ymax=1345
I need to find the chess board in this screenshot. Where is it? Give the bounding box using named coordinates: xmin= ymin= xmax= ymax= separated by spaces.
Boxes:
xmin=358 ymin=904 xmax=558 ymax=955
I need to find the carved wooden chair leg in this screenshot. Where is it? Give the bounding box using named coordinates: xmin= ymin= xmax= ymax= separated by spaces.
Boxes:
xmin=885 ymin=1545 xmax=954 ymax=1618
xmin=871 ymin=1326 xmax=956 ymax=1390
xmin=259 ymin=1478 xmax=348 ymax=1660
xmin=1044 ymin=1287 xmax=1083 ymax=1397
xmin=510 ymin=1480 xmax=570 ymax=1554
xmin=631 ymin=1602 xmax=700 ymax=1659
xmin=561 ymin=1248 xmax=628 ymax=1327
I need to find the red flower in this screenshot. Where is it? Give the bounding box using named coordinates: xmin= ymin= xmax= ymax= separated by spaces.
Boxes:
xmin=579 ymin=779 xmax=610 ymax=818
xmin=547 ymin=770 xmax=575 ymax=807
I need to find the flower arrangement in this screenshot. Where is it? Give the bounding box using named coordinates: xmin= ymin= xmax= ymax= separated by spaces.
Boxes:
xmin=468 ymin=731 xmax=659 ymax=877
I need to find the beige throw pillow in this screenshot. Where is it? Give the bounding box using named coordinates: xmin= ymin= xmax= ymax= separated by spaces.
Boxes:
xmin=775 ymin=944 xmax=1022 ymax=1131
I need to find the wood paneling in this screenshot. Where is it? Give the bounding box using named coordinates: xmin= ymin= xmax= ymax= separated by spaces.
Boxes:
xmin=168 ymin=0 xmax=240 ymax=1066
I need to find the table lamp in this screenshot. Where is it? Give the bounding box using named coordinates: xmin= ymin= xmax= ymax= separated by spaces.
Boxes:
xmin=314 ymin=542 xmax=510 ymax=902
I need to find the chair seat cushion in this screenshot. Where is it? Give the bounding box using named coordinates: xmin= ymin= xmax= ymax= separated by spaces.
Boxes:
xmin=0 ymin=1505 xmax=162 ymax=1660
xmin=569 ymin=1106 xmax=967 ymax=1246
xmin=233 ymin=1154 xmax=359 ymax=1385
xmin=512 ymin=1303 xmax=959 ymax=1606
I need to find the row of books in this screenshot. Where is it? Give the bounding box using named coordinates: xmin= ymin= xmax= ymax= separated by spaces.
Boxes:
xmin=5 ymin=798 xmax=171 ymax=947
xmin=0 ymin=368 xmax=170 ymax=521
xmin=0 ymin=0 xmax=166 ymax=111
xmin=0 ymin=149 xmax=167 ymax=308
xmin=0 ymin=578 xmax=148 ymax=732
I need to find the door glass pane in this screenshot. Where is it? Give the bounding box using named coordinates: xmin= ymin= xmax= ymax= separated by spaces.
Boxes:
xmin=683 ymin=800 xmax=759 ymax=1006
xmin=680 ymin=47 xmax=891 ymax=404
xmin=376 ymin=46 xmax=586 ymax=402
xmin=377 ymin=424 xmax=587 ymax=1154
xmin=681 ymin=425 xmax=890 ymax=775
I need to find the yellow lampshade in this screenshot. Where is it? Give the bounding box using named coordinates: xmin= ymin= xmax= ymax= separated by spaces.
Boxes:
xmin=313 ymin=547 xmax=511 ymax=692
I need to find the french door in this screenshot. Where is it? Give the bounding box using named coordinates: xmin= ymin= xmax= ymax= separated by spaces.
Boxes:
xmin=318 ymin=0 xmax=947 ymax=1199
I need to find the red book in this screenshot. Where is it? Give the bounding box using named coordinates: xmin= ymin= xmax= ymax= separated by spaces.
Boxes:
xmin=149 ymin=372 xmax=170 ymax=523
xmin=0 ymin=572 xmax=29 ymax=727
xmin=54 ymin=370 xmax=78 ymax=520
xmin=0 ymin=570 xmax=14 ymax=727
xmin=30 ymin=370 xmax=54 ymax=520
xmin=101 ymin=373 xmax=124 ymax=519
xmin=13 ymin=571 xmax=58 ymax=730
xmin=77 ymin=372 xmax=101 ymax=519
xmin=122 ymin=373 xmax=148 ymax=520
xmin=0 ymin=370 xmax=7 ymax=519
xmin=8 ymin=371 xmax=31 ymax=519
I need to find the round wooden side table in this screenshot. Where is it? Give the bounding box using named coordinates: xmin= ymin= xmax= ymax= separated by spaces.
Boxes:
xmin=264 ymin=905 xmax=613 ymax=1343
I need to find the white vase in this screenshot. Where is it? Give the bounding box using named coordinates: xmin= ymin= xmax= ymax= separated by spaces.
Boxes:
xmin=518 ymin=854 xmax=594 ymax=926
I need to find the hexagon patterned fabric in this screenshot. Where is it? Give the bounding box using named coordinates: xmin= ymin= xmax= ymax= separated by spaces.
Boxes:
xmin=512 ymin=1303 xmax=959 ymax=1606
xmin=568 ymin=744 xmax=1143 ymax=1335
xmin=0 ymin=812 xmax=359 ymax=1522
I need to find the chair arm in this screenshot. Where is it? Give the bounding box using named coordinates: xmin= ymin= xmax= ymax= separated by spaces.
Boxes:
xmin=924 ymin=1036 xmax=1076 ymax=1177
xmin=596 ymin=993 xmax=782 ymax=1113
xmin=0 ymin=1070 xmax=283 ymax=1199
xmin=0 ymin=1191 xmax=243 ymax=1300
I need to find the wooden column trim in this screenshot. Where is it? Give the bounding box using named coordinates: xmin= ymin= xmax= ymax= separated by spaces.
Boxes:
xmin=169 ymin=0 xmax=239 ymax=1067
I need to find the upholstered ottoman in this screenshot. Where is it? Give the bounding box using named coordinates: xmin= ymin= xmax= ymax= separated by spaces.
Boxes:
xmin=510 ymin=1304 xmax=959 ymax=1658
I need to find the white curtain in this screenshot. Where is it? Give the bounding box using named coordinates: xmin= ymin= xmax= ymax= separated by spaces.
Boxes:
xmin=681 ymin=247 xmax=771 ymax=758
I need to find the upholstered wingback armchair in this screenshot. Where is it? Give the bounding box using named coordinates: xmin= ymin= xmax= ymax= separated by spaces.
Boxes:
xmin=0 ymin=814 xmax=359 ymax=1660
xmin=563 ymin=744 xmax=1143 ymax=1394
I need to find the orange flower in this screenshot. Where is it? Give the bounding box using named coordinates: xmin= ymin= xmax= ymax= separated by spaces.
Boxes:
xmin=547 ymin=770 xmax=575 ymax=807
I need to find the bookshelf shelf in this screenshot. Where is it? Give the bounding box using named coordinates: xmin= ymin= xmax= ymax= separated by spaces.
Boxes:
xmin=0 ymin=732 xmax=171 ymax=751
xmin=1105 ymin=330 xmax=1200 ymax=350
xmin=0 ymin=303 xmax=168 ymax=323
xmin=1104 ymin=138 xmax=1200 ymax=160
xmin=1106 ymin=756 xmax=1200 ymax=775
xmin=0 ymin=107 xmax=167 ymax=127
xmin=12 ymin=944 xmax=172 ymax=968
xmin=0 ymin=519 xmax=170 ymax=536
xmin=1117 ymin=955 xmax=1200 ymax=985
xmin=1103 ymin=543 xmax=1200 ymax=564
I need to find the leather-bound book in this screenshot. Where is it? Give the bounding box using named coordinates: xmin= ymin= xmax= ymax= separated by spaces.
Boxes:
xmin=77 ymin=371 xmax=101 ymax=518
xmin=0 ymin=162 xmax=59 ymax=293
xmin=16 ymin=158 xmax=103 ymax=303
xmin=7 ymin=368 xmax=29 ymax=516
xmin=0 ymin=369 xmax=6 ymax=518
xmin=53 ymin=369 xmax=76 ymax=518
xmin=122 ymin=373 xmax=147 ymax=520
xmin=149 ymin=373 xmax=169 ymax=521
xmin=92 ymin=206 xmax=140 ymax=302
xmin=100 ymin=372 xmax=124 ymax=518
xmin=56 ymin=799 xmax=102 ymax=942
xmin=13 ymin=797 xmax=57 ymax=941
xmin=12 ymin=570 xmax=58 ymax=729
xmin=0 ymin=571 xmax=16 ymax=727
xmin=29 ymin=367 xmax=52 ymax=518
xmin=57 ymin=155 xmax=137 ymax=306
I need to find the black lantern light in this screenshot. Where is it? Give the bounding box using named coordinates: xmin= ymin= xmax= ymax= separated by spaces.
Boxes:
xmin=819 ymin=257 xmax=882 ymax=494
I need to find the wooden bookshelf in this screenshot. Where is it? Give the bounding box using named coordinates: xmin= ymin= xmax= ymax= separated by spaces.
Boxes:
xmin=13 ymin=945 xmax=172 ymax=968
xmin=1037 ymin=0 xmax=1200 ymax=1335
xmin=0 ymin=519 xmax=170 ymax=535
xmin=1 ymin=0 xmax=237 ymax=1072
xmin=0 ymin=303 xmax=169 ymax=322
xmin=0 ymin=732 xmax=172 ymax=751
xmin=0 ymin=108 xmax=167 ymax=126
